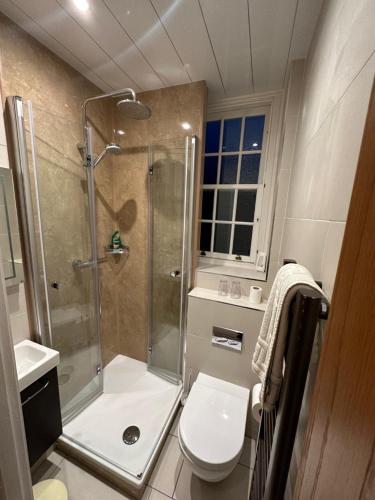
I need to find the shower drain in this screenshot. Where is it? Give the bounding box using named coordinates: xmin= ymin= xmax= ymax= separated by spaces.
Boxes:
xmin=123 ymin=426 xmax=140 ymax=445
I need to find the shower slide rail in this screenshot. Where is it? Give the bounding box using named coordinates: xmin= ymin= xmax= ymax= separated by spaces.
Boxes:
xmin=249 ymin=260 xmax=329 ymax=500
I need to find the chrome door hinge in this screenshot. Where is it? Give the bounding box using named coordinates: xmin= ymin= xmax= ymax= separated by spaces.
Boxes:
xmin=148 ymin=166 xmax=153 ymax=175
xmin=96 ymin=365 xmax=102 ymax=376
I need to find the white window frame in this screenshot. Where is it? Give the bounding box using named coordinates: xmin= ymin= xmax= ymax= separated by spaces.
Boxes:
xmin=199 ymin=91 xmax=283 ymax=278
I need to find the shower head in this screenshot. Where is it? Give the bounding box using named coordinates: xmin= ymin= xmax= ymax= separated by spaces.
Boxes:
xmin=116 ymin=98 xmax=152 ymax=120
xmin=93 ymin=142 xmax=121 ymax=168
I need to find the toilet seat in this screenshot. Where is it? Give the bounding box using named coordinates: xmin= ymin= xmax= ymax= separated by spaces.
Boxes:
xmin=32 ymin=479 xmax=68 ymax=500
xmin=178 ymin=373 xmax=250 ymax=482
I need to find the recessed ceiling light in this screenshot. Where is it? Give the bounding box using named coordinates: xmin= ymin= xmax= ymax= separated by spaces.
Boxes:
xmin=117 ymin=129 xmax=125 ymax=135
xmin=74 ymin=0 xmax=89 ymax=12
xmin=252 ymin=142 xmax=258 ymax=148
xmin=181 ymin=122 xmax=192 ymax=130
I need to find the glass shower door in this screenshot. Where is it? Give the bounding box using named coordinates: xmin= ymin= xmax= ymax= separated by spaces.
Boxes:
xmin=14 ymin=98 xmax=103 ymax=422
xmin=148 ymin=136 xmax=195 ymax=383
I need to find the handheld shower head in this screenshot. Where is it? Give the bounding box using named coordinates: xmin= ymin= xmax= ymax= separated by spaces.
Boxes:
xmin=93 ymin=142 xmax=121 ymax=168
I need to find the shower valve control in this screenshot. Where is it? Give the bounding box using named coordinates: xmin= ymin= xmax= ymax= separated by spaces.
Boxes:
xmin=51 ymin=281 xmax=61 ymax=290
xmin=170 ymin=270 xmax=181 ymax=278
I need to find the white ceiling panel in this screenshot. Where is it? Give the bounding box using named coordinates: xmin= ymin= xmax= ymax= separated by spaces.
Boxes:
xmin=199 ymin=0 xmax=253 ymax=96
xmin=249 ymin=0 xmax=299 ymax=92
xmin=12 ymin=0 xmax=137 ymax=89
xmin=0 ymin=0 xmax=113 ymax=90
xmin=0 ymin=0 xmax=323 ymax=97
xmin=58 ymin=0 xmax=165 ymax=90
xmin=151 ymin=0 xmax=225 ymax=98
xmin=104 ymin=0 xmax=191 ymax=87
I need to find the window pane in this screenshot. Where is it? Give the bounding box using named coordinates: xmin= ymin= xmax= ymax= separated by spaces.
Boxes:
xmin=214 ymin=224 xmax=231 ymax=253
xmin=236 ymin=190 xmax=257 ymax=222
xmin=233 ymin=225 xmax=253 ymax=256
xmin=205 ymin=120 xmax=221 ymax=153
xmin=243 ymin=115 xmax=265 ymax=150
xmin=200 ymin=222 xmax=212 ymax=251
xmin=220 ymin=155 xmax=238 ymax=184
xmin=240 ymin=154 xmax=261 ymax=184
xmin=201 ymin=190 xmax=214 ymax=220
xmin=222 ymin=118 xmax=242 ymax=152
xmin=203 ymin=156 xmax=218 ymax=184
xmin=216 ymin=190 xmax=234 ymax=221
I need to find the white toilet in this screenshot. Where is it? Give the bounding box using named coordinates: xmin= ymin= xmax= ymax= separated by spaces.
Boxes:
xmin=178 ymin=373 xmax=250 ymax=482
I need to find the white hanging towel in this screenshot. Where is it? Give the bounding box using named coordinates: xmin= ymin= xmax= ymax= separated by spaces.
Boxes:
xmin=252 ymin=263 xmax=324 ymax=410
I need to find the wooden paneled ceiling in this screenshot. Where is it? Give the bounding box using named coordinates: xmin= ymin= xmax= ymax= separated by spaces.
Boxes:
xmin=0 ymin=0 xmax=323 ymax=99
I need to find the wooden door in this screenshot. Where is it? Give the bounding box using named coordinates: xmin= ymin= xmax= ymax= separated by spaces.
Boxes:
xmin=294 ymin=81 xmax=375 ymax=498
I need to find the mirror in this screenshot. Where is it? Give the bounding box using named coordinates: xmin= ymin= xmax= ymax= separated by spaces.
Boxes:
xmin=0 ymin=167 xmax=24 ymax=286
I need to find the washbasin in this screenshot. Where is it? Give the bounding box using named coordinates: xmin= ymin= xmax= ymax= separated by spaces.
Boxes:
xmin=14 ymin=340 xmax=60 ymax=392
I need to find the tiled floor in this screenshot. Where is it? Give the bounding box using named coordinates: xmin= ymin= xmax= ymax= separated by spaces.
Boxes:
xmin=32 ymin=408 xmax=256 ymax=500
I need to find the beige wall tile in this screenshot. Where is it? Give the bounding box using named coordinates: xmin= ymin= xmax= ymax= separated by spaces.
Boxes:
xmin=281 ymin=0 xmax=375 ymax=298
xmin=320 ymin=222 xmax=345 ymax=299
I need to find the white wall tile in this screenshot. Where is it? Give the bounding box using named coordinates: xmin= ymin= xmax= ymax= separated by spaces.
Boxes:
xmin=320 ymin=53 xmax=375 ymax=221
xmin=281 ymin=219 xmax=329 ymax=279
xmin=286 ymin=112 xmax=334 ymax=220
xmin=281 ymin=0 xmax=375 ymax=293
xmin=0 ymin=145 xmax=9 ymax=168
xmin=9 ymin=312 xmax=30 ymax=344
xmin=320 ymin=222 xmax=345 ymax=299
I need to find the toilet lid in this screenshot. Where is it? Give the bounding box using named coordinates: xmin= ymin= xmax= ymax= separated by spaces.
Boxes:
xmin=32 ymin=479 xmax=68 ymax=500
xmin=179 ymin=375 xmax=249 ymax=467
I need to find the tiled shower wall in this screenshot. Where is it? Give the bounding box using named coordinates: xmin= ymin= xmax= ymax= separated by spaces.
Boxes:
xmin=0 ymin=7 xmax=113 ymax=371
xmin=100 ymin=82 xmax=207 ymax=365
xmin=280 ymin=0 xmax=375 ymax=299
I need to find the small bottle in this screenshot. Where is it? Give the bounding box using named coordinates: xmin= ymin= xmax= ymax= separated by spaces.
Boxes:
xmin=111 ymin=230 xmax=122 ymax=249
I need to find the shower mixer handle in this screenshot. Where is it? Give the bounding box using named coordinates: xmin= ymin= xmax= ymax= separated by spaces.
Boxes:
xmin=170 ymin=270 xmax=181 ymax=278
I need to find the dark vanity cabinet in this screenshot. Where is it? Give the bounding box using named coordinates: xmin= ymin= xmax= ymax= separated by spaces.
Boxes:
xmin=20 ymin=367 xmax=62 ymax=466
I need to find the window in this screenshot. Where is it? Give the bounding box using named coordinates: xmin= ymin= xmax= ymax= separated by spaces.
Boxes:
xmin=200 ymin=109 xmax=269 ymax=264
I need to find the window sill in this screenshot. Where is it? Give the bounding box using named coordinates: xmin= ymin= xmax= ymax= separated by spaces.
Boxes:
xmin=189 ymin=287 xmax=267 ymax=312
xmin=197 ymin=258 xmax=267 ymax=281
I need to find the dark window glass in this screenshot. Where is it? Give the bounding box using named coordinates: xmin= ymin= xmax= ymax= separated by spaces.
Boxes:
xmin=216 ymin=190 xmax=234 ymax=221
xmin=205 ymin=121 xmax=221 ymax=153
xmin=201 ymin=190 xmax=214 ymax=220
xmin=222 ymin=118 xmax=242 ymax=152
xmin=203 ymin=156 xmax=218 ymax=184
xmin=236 ymin=190 xmax=257 ymax=222
xmin=233 ymin=225 xmax=253 ymax=256
xmin=200 ymin=222 xmax=212 ymax=251
xmin=220 ymin=155 xmax=238 ymax=184
xmin=240 ymin=154 xmax=261 ymax=184
xmin=214 ymin=224 xmax=231 ymax=253
xmin=243 ymin=115 xmax=265 ymax=151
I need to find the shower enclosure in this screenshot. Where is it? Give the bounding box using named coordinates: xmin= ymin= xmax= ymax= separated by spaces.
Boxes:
xmin=6 ymin=94 xmax=195 ymax=490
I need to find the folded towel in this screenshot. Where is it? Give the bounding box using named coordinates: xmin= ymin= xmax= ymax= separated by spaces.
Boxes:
xmin=252 ymin=264 xmax=324 ymax=410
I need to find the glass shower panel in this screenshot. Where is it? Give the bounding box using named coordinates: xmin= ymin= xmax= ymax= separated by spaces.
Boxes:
xmin=23 ymin=101 xmax=102 ymax=422
xmin=148 ymin=136 xmax=193 ymax=383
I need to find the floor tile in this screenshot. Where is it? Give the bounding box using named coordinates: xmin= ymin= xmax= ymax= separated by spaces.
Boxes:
xmin=173 ymin=462 xmax=250 ymax=500
xmin=169 ymin=407 xmax=182 ymax=437
xmin=149 ymin=488 xmax=172 ymax=499
xmin=239 ymin=438 xmax=256 ymax=469
xmin=142 ymin=486 xmax=152 ymax=500
xmin=33 ymin=451 xmax=132 ymax=499
xmin=148 ymin=435 xmax=183 ymax=497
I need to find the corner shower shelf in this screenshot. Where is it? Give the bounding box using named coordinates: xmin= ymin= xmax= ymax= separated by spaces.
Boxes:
xmin=105 ymin=245 xmax=129 ymax=256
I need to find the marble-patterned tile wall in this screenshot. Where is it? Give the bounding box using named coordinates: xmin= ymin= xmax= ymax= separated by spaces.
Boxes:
xmin=0 ymin=12 xmax=115 ymax=401
xmin=107 ymin=82 xmax=207 ymax=363
xmin=280 ymin=0 xmax=375 ymax=299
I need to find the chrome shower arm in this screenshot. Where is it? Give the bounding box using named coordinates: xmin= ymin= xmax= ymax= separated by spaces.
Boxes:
xmin=81 ymin=87 xmax=136 ymax=166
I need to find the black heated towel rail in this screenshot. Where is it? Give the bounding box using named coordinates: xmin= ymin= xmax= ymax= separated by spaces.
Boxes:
xmin=249 ymin=265 xmax=328 ymax=500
